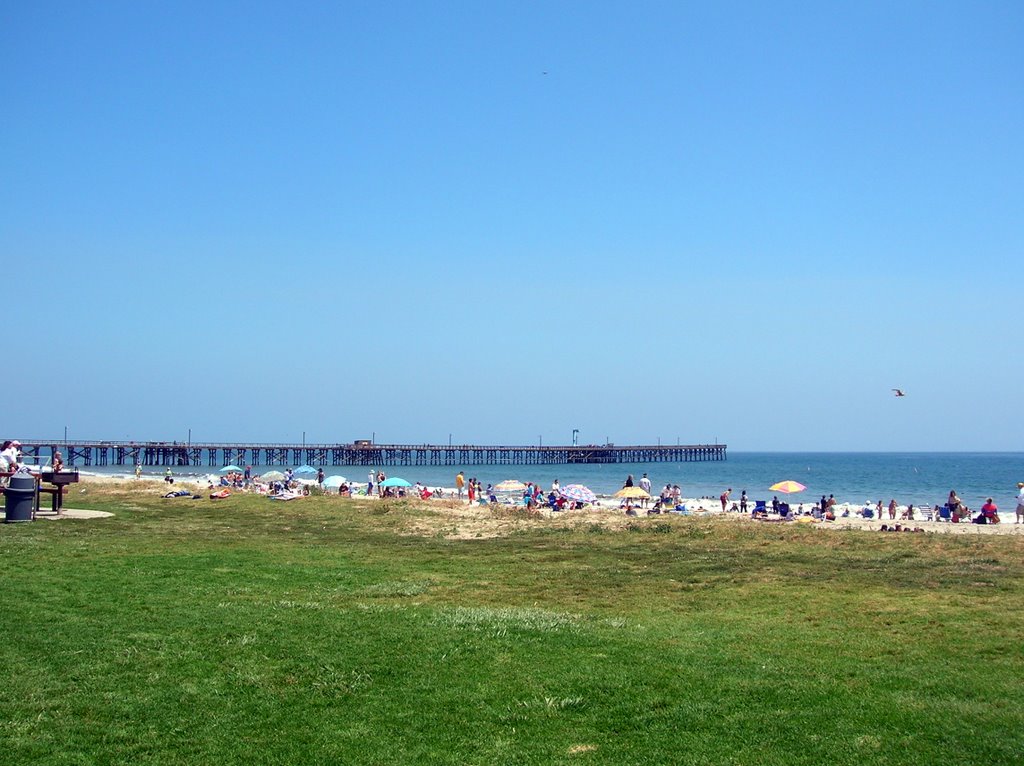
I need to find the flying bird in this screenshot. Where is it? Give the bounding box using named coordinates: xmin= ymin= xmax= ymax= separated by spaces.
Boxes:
xmin=892 ymin=389 xmax=906 ymax=397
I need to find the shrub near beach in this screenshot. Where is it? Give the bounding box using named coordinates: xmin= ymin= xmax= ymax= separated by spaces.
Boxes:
xmin=1 ymin=480 xmax=1022 ymax=764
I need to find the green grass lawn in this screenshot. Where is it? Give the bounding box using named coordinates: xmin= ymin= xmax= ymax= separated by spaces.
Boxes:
xmin=2 ymin=484 xmax=1022 ymax=765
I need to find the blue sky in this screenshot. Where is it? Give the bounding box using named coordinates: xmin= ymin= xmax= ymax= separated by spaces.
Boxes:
xmin=3 ymin=1 xmax=1022 ymax=450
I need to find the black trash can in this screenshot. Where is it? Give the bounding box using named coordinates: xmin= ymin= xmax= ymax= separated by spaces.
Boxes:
xmin=3 ymin=474 xmax=37 ymax=523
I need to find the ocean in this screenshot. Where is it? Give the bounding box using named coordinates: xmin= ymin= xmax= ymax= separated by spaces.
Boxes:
xmin=95 ymin=452 xmax=1024 ymax=512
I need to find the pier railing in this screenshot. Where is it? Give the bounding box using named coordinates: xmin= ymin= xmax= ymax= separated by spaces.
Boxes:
xmin=14 ymin=441 xmax=727 ymax=468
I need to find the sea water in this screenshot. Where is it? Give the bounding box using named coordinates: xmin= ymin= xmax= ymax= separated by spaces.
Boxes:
xmin=93 ymin=452 xmax=1024 ymax=511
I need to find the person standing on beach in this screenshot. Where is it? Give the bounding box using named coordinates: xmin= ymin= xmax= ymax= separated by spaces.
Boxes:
xmin=624 ymin=474 xmax=634 ymax=488
xmin=1016 ymin=483 xmax=1024 ymax=524
xmin=888 ymin=499 xmax=897 ymax=520
xmin=456 ymin=471 xmax=465 ymax=499
xmin=135 ymin=464 xmax=142 ymax=480
xmin=740 ymin=490 xmax=748 ymax=514
xmin=639 ymin=473 xmax=652 ymax=509
xmin=720 ymin=488 xmax=731 ymax=512
xmin=317 ymin=468 xmax=325 ymax=486
xmin=367 ymin=469 xmax=375 ymax=496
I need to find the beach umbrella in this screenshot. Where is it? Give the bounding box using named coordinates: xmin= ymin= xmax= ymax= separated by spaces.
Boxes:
xmin=769 ymin=480 xmax=806 ymax=494
xmin=380 ymin=477 xmax=412 ymax=488
xmin=614 ymin=486 xmax=651 ymax=499
xmin=262 ymin=470 xmax=286 ymax=481
xmin=323 ymin=476 xmax=348 ymax=488
xmin=559 ymin=484 xmax=596 ymax=503
xmin=494 ymin=479 xmax=527 ymax=491
xmin=295 ymin=465 xmax=318 ymax=475
xmin=219 ymin=464 xmax=243 ymax=473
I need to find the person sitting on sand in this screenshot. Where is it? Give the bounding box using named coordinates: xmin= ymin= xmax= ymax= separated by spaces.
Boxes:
xmin=948 ymin=490 xmax=962 ymax=518
xmin=981 ymin=498 xmax=1000 ymax=524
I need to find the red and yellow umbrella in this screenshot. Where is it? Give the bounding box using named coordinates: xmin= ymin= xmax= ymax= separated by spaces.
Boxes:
xmin=769 ymin=480 xmax=806 ymax=494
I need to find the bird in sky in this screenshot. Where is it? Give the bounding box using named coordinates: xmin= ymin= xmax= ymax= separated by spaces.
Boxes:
xmin=892 ymin=389 xmax=906 ymax=397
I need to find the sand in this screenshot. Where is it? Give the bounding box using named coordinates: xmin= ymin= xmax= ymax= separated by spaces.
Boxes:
xmin=17 ymin=474 xmax=1021 ymax=536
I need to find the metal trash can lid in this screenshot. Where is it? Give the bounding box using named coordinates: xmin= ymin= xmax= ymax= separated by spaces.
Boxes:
xmin=7 ymin=475 xmax=36 ymax=491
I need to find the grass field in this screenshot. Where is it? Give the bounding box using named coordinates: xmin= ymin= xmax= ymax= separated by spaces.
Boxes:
xmin=2 ymin=482 xmax=1022 ymax=765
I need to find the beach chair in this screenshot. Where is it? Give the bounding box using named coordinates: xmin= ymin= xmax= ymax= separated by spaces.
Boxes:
xmin=938 ymin=504 xmax=952 ymax=522
xmin=753 ymin=500 xmax=767 ymax=516
xmin=778 ymin=502 xmax=791 ymax=518
xmin=918 ymin=506 xmax=934 ymax=522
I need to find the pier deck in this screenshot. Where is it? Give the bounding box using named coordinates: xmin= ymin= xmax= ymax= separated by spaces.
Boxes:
xmin=16 ymin=441 xmax=727 ymax=468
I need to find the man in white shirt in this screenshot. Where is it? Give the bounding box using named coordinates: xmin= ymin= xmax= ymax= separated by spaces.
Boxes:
xmin=638 ymin=473 xmax=652 ymax=509
xmin=0 ymin=440 xmax=21 ymax=472
xmin=1016 ymin=482 xmax=1024 ymax=524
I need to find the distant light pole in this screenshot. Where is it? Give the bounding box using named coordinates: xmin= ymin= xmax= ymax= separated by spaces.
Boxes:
xmin=64 ymin=426 xmax=67 ymax=448
xmin=572 ymin=429 xmax=579 ymax=447
xmin=302 ymin=431 xmax=305 ymax=447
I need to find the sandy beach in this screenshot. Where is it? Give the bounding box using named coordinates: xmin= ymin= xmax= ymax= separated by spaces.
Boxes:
xmin=38 ymin=473 xmax=1022 ymax=536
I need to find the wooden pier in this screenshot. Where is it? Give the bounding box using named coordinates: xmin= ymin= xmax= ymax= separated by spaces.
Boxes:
xmin=16 ymin=441 xmax=727 ymax=468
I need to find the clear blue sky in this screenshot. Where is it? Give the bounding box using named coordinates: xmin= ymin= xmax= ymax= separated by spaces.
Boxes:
xmin=3 ymin=2 xmax=1022 ymax=450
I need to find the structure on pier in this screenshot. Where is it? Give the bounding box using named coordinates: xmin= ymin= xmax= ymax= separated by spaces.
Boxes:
xmin=16 ymin=441 xmax=727 ymax=468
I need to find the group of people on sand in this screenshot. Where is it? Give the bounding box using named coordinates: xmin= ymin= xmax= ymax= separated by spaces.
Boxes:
xmin=726 ymin=484 xmax=1024 ymax=527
